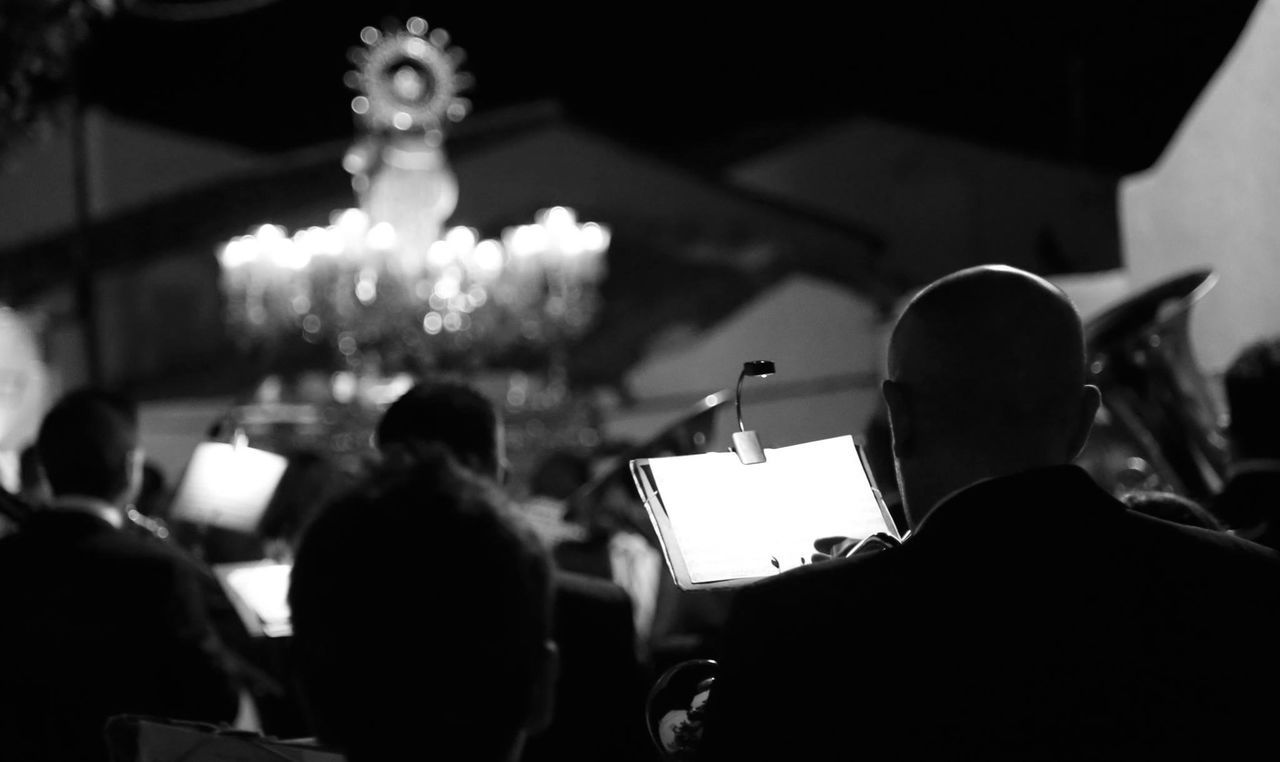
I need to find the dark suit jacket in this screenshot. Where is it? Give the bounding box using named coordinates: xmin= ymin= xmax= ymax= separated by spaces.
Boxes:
xmin=524 ymin=569 xmax=655 ymax=762
xmin=702 ymin=465 xmax=1280 ymax=761
xmin=1212 ymin=464 xmax=1280 ymax=550
xmin=0 ymin=510 xmax=240 ymax=762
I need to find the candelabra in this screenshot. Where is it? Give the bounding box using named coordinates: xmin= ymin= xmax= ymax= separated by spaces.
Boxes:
xmin=217 ymin=17 xmax=610 ymax=380
xmin=219 ymin=205 xmax=610 ymax=375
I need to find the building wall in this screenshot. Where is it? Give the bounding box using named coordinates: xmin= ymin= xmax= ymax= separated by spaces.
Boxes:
xmin=94 ymin=247 xmax=228 ymax=385
xmin=611 ymin=275 xmax=889 ymax=449
xmin=1120 ymin=1 xmax=1280 ymax=373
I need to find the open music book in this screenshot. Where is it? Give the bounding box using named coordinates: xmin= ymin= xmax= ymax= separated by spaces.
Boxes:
xmin=631 ymin=435 xmax=899 ymax=590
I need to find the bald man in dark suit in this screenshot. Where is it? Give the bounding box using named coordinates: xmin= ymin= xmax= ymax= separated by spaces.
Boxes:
xmin=701 ymin=265 xmax=1280 ymax=761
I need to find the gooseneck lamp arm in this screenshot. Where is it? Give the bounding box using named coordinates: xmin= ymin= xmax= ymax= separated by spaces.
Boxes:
xmin=736 ymin=360 xmax=776 ymax=431
xmin=732 ymin=360 xmax=775 ymax=464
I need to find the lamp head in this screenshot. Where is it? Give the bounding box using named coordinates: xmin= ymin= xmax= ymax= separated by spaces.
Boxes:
xmin=742 ymin=360 xmax=775 ymax=378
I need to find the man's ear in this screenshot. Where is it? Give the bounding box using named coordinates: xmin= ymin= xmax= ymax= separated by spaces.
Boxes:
xmin=882 ymin=380 xmax=914 ymax=459
xmin=525 ymin=639 xmax=559 ymax=737
xmin=1066 ymin=384 xmax=1102 ymax=461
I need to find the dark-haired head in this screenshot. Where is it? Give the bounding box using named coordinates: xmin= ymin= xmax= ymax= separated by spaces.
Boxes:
xmin=36 ymin=387 xmax=142 ymax=504
xmin=375 ymin=379 xmax=505 ymax=480
xmin=288 ymin=447 xmax=555 ymax=762
xmin=1224 ymin=336 xmax=1280 ymax=460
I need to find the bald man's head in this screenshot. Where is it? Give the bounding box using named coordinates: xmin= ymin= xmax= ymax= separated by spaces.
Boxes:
xmin=883 ymin=265 xmax=1099 ymax=525
xmin=890 ymin=265 xmax=1087 ymax=429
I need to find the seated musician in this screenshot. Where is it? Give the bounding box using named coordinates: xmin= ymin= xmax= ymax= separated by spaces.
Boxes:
xmin=700 ymin=265 xmax=1280 ymax=760
xmin=375 ymin=379 xmax=654 ymax=761
xmin=288 ymin=447 xmax=556 ymax=762
xmin=0 ymin=388 xmax=240 ymax=762
xmin=1213 ymin=335 xmax=1280 ymax=550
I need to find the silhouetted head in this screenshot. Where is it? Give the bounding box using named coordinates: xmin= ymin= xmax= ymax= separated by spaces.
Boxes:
xmin=289 ymin=447 xmax=556 ymax=762
xmin=35 ymin=388 xmax=144 ymax=506
xmin=884 ymin=265 xmax=1099 ymax=528
xmin=375 ymin=378 xmax=506 ymax=481
xmin=1223 ymin=336 xmax=1280 ymax=460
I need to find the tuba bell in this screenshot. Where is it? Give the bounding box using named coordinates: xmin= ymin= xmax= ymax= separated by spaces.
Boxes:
xmin=1075 ymin=268 xmax=1231 ymax=503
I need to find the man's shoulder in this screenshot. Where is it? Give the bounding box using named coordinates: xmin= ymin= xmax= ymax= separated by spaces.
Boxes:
xmin=704 ymin=548 xmax=914 ymax=759
xmin=1124 ymin=507 xmax=1280 ymax=569
xmin=80 ymin=523 xmax=190 ymax=569
xmin=9 ymin=512 xmax=194 ymax=576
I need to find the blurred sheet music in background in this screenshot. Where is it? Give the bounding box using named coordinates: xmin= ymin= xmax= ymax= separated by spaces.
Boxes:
xmin=168 ymin=441 xmax=289 ymax=533
xmin=213 ymin=561 xmax=294 ymax=639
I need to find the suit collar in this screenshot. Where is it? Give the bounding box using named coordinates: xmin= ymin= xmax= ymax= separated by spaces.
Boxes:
xmin=908 ymin=464 xmax=1120 ymax=546
xmin=47 ymin=495 xmax=124 ymax=529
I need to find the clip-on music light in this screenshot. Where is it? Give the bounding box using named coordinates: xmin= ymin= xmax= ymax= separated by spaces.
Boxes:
xmin=629 ymin=358 xmax=899 ymax=589
xmin=731 ymin=360 xmax=775 ymax=465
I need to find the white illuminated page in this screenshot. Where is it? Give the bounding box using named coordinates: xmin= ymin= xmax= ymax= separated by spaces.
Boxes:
xmin=168 ymin=442 xmax=289 ymax=532
xmin=222 ymin=562 xmax=293 ymax=638
xmin=643 ymin=435 xmax=892 ymax=585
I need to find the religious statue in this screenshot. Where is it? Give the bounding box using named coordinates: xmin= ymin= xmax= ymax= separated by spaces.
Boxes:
xmin=342 ymin=17 xmax=472 ymax=263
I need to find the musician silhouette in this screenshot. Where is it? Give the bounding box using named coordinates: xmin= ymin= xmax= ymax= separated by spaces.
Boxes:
xmin=375 ymin=378 xmax=655 ymax=762
xmin=1213 ymin=336 xmax=1280 ymax=550
xmin=701 ymin=265 xmax=1280 ymax=760
xmin=0 ymin=388 xmax=240 ymax=762
xmin=289 ymin=447 xmax=557 ymax=762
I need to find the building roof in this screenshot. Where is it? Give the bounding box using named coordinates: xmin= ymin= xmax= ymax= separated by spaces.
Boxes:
xmin=0 ymin=102 xmax=897 ymax=398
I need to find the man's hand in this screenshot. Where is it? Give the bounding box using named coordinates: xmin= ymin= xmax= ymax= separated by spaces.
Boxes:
xmin=811 ymin=535 xmax=862 ymax=562
xmin=811 ymin=533 xmax=902 ymax=562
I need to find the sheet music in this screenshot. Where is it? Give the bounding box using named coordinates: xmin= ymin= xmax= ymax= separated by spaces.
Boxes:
xmin=168 ymin=442 xmax=289 ymax=532
xmin=647 ymin=451 xmax=780 ymax=582
xmin=216 ymin=562 xmax=294 ymax=638
xmin=642 ymin=435 xmax=892 ymax=585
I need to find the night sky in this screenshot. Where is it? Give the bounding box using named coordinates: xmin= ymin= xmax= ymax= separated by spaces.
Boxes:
xmin=83 ymin=1 xmax=1259 ymax=173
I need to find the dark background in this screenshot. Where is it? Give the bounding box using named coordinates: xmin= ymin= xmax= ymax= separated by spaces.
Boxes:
xmin=84 ymin=1 xmax=1259 ymax=173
